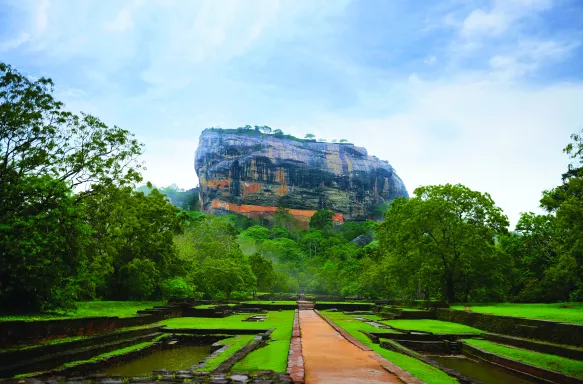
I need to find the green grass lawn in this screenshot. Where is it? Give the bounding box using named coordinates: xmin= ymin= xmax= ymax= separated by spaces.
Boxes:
xmin=161 ymin=311 xmax=295 ymax=373
xmin=451 ymin=303 xmax=583 ymax=324
xmin=241 ymin=301 xmax=297 ymax=305
xmin=0 ymin=301 xmax=164 ymax=321
xmin=194 ymin=304 xmax=217 ymax=309
xmin=316 ymin=301 xmax=375 ymax=305
xmin=324 ymin=312 xmax=457 ymax=384
xmin=194 ymin=335 xmax=255 ymax=371
xmin=232 ymin=314 xmax=294 ymax=373
xmin=381 ymin=319 xmax=483 ymax=334
xmin=464 ymin=339 xmax=583 ymax=378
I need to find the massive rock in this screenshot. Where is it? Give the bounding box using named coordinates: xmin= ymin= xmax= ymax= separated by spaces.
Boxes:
xmin=194 ymin=128 xmax=408 ymax=224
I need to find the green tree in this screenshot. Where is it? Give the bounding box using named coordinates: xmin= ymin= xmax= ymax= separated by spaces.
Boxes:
xmin=161 ymin=277 xmax=196 ymax=299
xmin=120 ymin=258 xmax=160 ymax=300
xmin=310 ymin=210 xmax=334 ymax=232
xmin=82 ymin=186 xmax=185 ymax=299
xmin=540 ymin=129 xmax=583 ymax=300
xmin=249 ymin=253 xmax=276 ymax=296
xmin=195 ymin=258 xmax=255 ymax=300
xmin=0 ymin=176 xmax=90 ymax=311
xmin=378 ymin=184 xmax=509 ymax=302
xmin=305 ymin=133 xmax=315 ymax=139
xmin=0 ymin=62 xmax=143 ymax=311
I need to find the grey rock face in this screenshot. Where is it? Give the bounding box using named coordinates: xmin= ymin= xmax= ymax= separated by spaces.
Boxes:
xmin=195 ymin=128 xmax=408 ymax=220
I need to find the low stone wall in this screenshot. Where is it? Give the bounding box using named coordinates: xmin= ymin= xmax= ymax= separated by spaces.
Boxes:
xmin=287 ymin=310 xmax=304 ymax=384
xmin=379 ymin=307 xmax=436 ymax=319
xmin=239 ymin=303 xmax=297 ymax=311
xmin=182 ymin=307 xmax=232 ymax=318
xmin=366 ymin=331 xmax=480 ymax=342
xmin=484 ymin=333 xmax=583 ymax=361
xmin=28 ymin=371 xmax=293 ymax=384
xmin=0 ymin=315 xmax=156 ymax=349
xmin=161 ymin=328 xmax=269 ymax=336
xmin=314 ymin=303 xmax=373 ymax=311
xmin=462 ymin=341 xmax=582 ymax=384
xmin=375 ymin=300 xmax=449 ymax=309
xmin=380 ymin=339 xmax=479 ymax=384
xmin=436 ymin=309 xmax=583 ymax=347
xmin=0 ymin=305 xmax=183 ymax=349
xmin=213 ymin=329 xmax=275 ymax=373
xmin=0 ymin=325 xmax=162 ymax=368
xmin=1 ymin=332 xmax=162 ymax=378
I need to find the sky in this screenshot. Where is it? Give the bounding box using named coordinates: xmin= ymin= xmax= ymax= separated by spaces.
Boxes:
xmin=1 ymin=0 xmax=582 ymax=227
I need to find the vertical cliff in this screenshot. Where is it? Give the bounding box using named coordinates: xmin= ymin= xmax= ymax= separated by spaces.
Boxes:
xmin=194 ymin=128 xmax=408 ymax=223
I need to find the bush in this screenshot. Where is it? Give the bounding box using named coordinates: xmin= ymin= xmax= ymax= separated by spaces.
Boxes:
xmin=161 ymin=277 xmax=195 ymax=299
xmin=121 ymin=258 xmax=160 ymax=300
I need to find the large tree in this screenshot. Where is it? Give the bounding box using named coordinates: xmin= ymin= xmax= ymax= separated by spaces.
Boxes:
xmin=377 ymin=184 xmax=509 ymax=302
xmin=540 ymin=129 xmax=583 ymax=300
xmin=0 ymin=62 xmax=143 ymax=311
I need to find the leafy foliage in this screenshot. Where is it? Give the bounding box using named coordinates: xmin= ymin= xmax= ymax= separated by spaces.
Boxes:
xmin=377 ymin=184 xmax=509 ymax=302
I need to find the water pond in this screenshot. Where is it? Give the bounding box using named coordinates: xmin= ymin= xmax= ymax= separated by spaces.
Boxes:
xmin=101 ymin=345 xmax=211 ymax=376
xmin=428 ymin=355 xmax=537 ymax=384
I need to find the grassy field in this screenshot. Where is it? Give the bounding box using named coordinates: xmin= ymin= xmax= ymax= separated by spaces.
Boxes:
xmin=325 ymin=312 xmax=458 ymax=384
xmin=316 ymin=301 xmax=375 ymax=304
xmin=0 ymin=301 xmax=164 ymax=321
xmin=241 ymin=301 xmax=297 ymax=305
xmin=381 ymin=319 xmax=483 ymax=334
xmin=162 ymin=311 xmax=295 ymax=373
xmin=451 ymin=303 xmax=583 ymax=324
xmin=161 ymin=311 xmax=294 ymax=330
xmin=194 ymin=335 xmax=254 ymax=371
xmin=232 ymin=313 xmax=294 ymax=372
xmin=464 ymin=339 xmax=583 ymax=378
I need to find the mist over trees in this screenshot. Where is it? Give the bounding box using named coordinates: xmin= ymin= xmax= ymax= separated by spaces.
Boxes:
xmin=1 ymin=61 xmax=582 ymax=314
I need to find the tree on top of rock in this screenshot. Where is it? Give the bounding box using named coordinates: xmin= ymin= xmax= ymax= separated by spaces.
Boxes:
xmin=310 ymin=210 xmax=335 ymax=232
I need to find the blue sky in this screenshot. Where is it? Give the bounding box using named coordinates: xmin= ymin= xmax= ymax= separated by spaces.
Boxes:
xmin=1 ymin=0 xmax=583 ymax=226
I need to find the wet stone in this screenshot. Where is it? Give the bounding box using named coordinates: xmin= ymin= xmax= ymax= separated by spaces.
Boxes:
xmin=208 ymin=379 xmax=229 ymax=384
xmin=98 ymin=380 xmax=124 ymax=384
xmin=175 ymin=371 xmax=191 ymax=375
xmin=229 ymin=374 xmax=248 ymax=382
xmin=153 ymin=370 xmax=171 ymax=375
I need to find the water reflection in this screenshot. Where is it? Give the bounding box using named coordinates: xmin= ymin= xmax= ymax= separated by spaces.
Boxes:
xmin=102 ymin=345 xmax=211 ymax=376
xmin=428 ymin=355 xmax=536 ymax=384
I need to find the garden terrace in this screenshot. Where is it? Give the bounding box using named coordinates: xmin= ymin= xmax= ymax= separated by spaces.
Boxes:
xmin=450 ymin=303 xmax=583 ymax=324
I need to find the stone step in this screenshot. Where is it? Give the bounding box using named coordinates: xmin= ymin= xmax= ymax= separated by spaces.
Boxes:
xmin=0 ymin=332 xmax=162 ymax=378
xmin=0 ymin=325 xmax=162 ymax=367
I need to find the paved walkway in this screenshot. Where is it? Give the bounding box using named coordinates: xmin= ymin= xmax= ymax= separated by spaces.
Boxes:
xmin=299 ymin=310 xmax=401 ymax=384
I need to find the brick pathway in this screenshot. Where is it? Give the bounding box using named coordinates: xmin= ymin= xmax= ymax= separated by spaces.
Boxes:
xmin=299 ymin=310 xmax=402 ymax=384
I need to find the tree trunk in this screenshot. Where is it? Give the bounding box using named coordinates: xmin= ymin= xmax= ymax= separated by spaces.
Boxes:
xmin=445 ymin=275 xmax=455 ymax=303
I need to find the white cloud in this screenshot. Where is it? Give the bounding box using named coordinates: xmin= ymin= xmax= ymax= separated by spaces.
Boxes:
xmin=293 ymin=77 xmax=583 ymax=228
xmin=424 ymin=55 xmax=437 ymax=65
xmin=488 ymin=39 xmax=579 ymax=80
xmin=35 ymin=0 xmax=50 ymax=33
xmin=461 ymin=0 xmax=553 ymax=37
xmin=463 ymin=8 xmax=508 ymax=36
xmin=0 ymin=33 xmax=31 ymax=52
xmin=105 ymin=8 xmax=134 ymax=32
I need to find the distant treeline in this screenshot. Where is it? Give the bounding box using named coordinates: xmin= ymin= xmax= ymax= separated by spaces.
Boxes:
xmin=1 ymin=61 xmax=582 ymax=314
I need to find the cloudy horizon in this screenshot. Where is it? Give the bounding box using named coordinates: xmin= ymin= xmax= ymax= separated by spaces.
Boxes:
xmin=1 ymin=0 xmax=582 ymax=227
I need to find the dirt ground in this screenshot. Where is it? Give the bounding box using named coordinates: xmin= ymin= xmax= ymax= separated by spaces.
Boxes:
xmin=299 ymin=310 xmax=401 ymax=384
